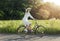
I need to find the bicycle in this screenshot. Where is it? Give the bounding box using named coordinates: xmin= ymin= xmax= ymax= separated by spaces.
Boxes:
xmin=16 ymin=20 xmax=46 ymax=35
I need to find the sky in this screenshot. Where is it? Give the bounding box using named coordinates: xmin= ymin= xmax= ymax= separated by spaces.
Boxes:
xmin=43 ymin=0 xmax=60 ymax=5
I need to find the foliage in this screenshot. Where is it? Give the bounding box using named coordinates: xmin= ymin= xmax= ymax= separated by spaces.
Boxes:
xmin=0 ymin=0 xmax=43 ymax=20
xmin=31 ymin=2 xmax=60 ymax=19
xmin=0 ymin=0 xmax=60 ymax=20
xmin=0 ymin=0 xmax=30 ymax=19
xmin=0 ymin=20 xmax=60 ymax=34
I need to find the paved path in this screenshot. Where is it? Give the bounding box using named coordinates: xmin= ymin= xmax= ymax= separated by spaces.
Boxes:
xmin=0 ymin=34 xmax=60 ymax=41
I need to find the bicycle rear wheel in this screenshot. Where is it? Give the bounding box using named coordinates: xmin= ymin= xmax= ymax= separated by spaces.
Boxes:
xmin=16 ymin=25 xmax=25 ymax=34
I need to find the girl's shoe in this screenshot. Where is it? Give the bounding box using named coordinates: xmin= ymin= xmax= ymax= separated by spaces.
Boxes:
xmin=24 ymin=29 xmax=28 ymax=33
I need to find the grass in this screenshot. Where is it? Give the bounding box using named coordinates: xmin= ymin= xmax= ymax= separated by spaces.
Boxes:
xmin=0 ymin=20 xmax=60 ymax=34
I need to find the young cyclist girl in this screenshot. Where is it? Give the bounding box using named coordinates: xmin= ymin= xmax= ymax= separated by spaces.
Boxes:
xmin=22 ymin=8 xmax=35 ymax=33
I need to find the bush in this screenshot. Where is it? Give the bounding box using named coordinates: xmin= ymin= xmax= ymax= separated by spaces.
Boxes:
xmin=0 ymin=20 xmax=60 ymax=34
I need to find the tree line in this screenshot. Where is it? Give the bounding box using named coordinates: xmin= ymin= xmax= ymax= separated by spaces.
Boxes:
xmin=0 ymin=0 xmax=60 ymax=20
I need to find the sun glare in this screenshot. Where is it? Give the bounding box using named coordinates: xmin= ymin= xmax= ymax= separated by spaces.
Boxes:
xmin=43 ymin=0 xmax=60 ymax=5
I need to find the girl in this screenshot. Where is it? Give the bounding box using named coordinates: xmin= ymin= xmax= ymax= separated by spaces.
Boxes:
xmin=22 ymin=8 xmax=35 ymax=33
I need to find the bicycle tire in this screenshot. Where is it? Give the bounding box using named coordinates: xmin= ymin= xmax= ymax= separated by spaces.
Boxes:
xmin=33 ymin=25 xmax=46 ymax=34
xmin=16 ymin=25 xmax=25 ymax=34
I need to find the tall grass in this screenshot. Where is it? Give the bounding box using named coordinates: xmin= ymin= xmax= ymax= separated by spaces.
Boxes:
xmin=0 ymin=20 xmax=60 ymax=34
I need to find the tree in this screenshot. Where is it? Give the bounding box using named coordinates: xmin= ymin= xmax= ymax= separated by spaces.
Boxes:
xmin=31 ymin=2 xmax=60 ymax=19
xmin=0 ymin=0 xmax=27 ymax=19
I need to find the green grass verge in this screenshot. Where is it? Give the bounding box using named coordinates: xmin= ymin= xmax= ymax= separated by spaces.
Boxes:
xmin=0 ymin=20 xmax=60 ymax=34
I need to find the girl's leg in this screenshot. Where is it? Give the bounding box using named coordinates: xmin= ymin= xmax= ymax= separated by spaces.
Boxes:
xmin=27 ymin=24 xmax=33 ymax=32
xmin=28 ymin=24 xmax=32 ymax=30
xmin=24 ymin=24 xmax=33 ymax=33
xmin=24 ymin=25 xmax=28 ymax=33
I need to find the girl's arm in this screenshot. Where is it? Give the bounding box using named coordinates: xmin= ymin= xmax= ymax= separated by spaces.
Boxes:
xmin=29 ymin=13 xmax=35 ymax=19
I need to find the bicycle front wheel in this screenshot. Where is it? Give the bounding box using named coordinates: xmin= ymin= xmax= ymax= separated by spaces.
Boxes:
xmin=34 ymin=25 xmax=46 ymax=34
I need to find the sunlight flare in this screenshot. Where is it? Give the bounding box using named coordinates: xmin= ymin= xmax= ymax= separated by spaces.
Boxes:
xmin=43 ymin=0 xmax=60 ymax=5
